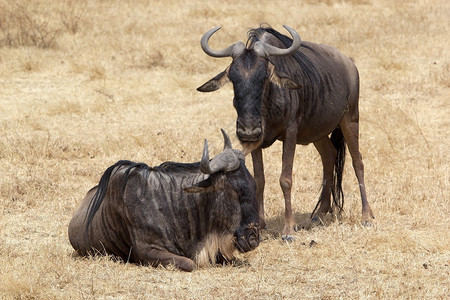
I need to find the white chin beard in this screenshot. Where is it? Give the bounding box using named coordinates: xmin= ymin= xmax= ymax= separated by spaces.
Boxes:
xmin=240 ymin=139 xmax=263 ymax=155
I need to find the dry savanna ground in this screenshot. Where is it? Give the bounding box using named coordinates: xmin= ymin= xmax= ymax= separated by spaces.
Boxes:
xmin=0 ymin=0 xmax=448 ymax=299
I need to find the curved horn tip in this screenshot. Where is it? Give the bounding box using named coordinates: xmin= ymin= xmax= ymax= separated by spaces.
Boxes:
xmin=207 ymin=26 xmax=222 ymax=35
xmin=200 ymin=26 xmax=221 ymax=45
xmin=200 ymin=139 xmax=212 ymax=174
xmin=203 ymin=139 xmax=209 ymax=155
xmin=201 ymin=26 xmax=245 ymax=58
xmin=220 ymin=129 xmax=232 ymax=150
xmin=282 ymin=25 xmax=301 ymax=42
xmin=254 ymin=25 xmax=301 ymax=58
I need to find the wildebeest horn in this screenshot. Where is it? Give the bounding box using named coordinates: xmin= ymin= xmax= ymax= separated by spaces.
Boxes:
xmin=200 ymin=139 xmax=213 ymax=174
xmin=253 ymin=25 xmax=301 ymax=58
xmin=200 ymin=26 xmax=246 ymax=58
xmin=200 ymin=134 xmax=241 ymax=175
xmin=221 ymin=128 xmax=232 ymax=150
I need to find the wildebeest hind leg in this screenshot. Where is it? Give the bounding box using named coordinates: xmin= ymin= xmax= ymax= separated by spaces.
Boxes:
xmin=312 ymin=137 xmax=337 ymax=221
xmin=339 ymin=114 xmax=375 ymax=224
xmin=144 ymin=248 xmax=196 ymax=272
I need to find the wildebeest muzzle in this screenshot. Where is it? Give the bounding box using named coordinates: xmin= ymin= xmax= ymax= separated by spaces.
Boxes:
xmin=234 ymin=223 xmax=260 ymax=252
xmin=236 ymin=118 xmax=262 ymax=143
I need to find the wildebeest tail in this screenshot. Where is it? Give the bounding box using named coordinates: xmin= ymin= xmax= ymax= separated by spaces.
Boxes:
xmin=84 ymin=160 xmax=144 ymax=232
xmin=330 ymin=127 xmax=345 ymax=212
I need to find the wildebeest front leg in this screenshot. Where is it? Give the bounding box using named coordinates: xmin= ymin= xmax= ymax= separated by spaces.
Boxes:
xmin=312 ymin=137 xmax=338 ymax=221
xmin=139 ymin=246 xmax=196 ymax=272
xmin=340 ymin=113 xmax=375 ymax=224
xmin=280 ymin=127 xmax=298 ymax=241
xmin=252 ymin=147 xmax=266 ymax=230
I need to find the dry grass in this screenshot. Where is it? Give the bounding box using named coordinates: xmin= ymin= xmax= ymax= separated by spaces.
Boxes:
xmin=0 ymin=0 xmax=449 ymax=298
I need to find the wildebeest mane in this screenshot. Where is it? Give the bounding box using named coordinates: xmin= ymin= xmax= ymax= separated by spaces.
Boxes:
xmin=158 ymin=161 xmax=201 ymax=174
xmin=84 ymin=160 xmax=202 ymax=233
xmin=247 ymin=25 xmax=321 ymax=84
xmin=84 ymin=160 xmax=151 ymax=231
xmin=247 ymin=25 xmax=323 ymax=117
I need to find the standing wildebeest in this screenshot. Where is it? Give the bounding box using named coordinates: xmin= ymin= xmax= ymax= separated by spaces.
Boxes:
xmin=197 ymin=25 xmax=374 ymax=241
xmin=68 ymin=130 xmax=260 ymax=272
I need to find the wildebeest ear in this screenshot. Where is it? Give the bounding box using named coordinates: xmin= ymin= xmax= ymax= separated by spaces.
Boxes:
xmin=279 ymin=75 xmax=302 ymax=90
xmin=269 ymin=64 xmax=302 ymax=90
xmin=197 ymin=68 xmax=230 ymax=92
xmin=184 ymin=177 xmax=214 ymax=193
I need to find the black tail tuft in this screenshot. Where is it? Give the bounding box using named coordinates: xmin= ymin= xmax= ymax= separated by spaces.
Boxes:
xmin=330 ymin=127 xmax=346 ymax=213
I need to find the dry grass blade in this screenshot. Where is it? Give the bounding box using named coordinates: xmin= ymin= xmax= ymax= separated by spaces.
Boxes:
xmin=0 ymin=0 xmax=449 ymax=299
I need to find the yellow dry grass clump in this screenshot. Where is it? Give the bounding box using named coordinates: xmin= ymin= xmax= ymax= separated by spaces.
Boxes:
xmin=0 ymin=0 xmax=449 ymax=298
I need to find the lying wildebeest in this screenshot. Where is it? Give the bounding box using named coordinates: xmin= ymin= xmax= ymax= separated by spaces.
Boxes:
xmin=68 ymin=130 xmax=259 ymax=272
xmin=197 ymin=25 xmax=374 ymax=241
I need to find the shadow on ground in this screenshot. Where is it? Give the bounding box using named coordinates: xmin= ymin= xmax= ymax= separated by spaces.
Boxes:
xmin=262 ymin=212 xmax=339 ymax=240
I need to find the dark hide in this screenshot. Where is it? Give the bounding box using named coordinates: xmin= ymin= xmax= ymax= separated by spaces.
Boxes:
xmin=198 ymin=25 xmax=374 ymax=241
xmin=68 ymin=134 xmax=259 ymax=272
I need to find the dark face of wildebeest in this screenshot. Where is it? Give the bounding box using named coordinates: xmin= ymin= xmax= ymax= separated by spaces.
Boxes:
xmin=68 ymin=130 xmax=259 ymax=271
xmin=197 ymin=25 xmax=302 ymax=152
xmin=229 ymin=51 xmax=268 ymax=143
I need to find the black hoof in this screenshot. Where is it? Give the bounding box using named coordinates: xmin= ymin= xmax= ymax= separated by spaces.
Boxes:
xmin=362 ymin=220 xmax=373 ymax=227
xmin=281 ymin=235 xmax=295 ymax=242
